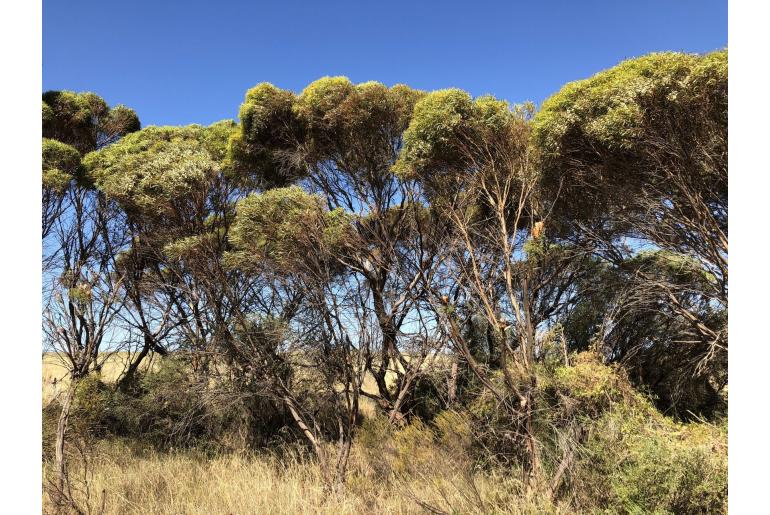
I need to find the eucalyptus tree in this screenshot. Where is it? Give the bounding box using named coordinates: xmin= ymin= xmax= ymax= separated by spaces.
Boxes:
xmin=229 ymin=79 xmax=448 ymax=422
xmin=42 ymin=138 xmax=79 ymax=239
xmin=41 ymin=91 xmax=139 ymax=505
xmin=227 ymin=186 xmax=367 ymax=485
xmin=43 ymin=90 xmax=140 ymax=154
xmin=42 ymin=91 xmax=139 ymax=240
xmin=532 ymin=50 xmax=728 ymax=412
xmin=85 ymin=121 xmax=367 ymax=484
xmin=562 ymin=250 xmax=727 ymax=417
xmin=394 ymin=89 xmax=554 ymax=480
xmin=83 ymin=122 xmax=236 ymax=382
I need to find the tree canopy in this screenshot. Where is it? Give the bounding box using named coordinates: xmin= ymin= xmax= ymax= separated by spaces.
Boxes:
xmin=532 ymin=49 xmax=727 ymax=227
xmin=43 ymin=90 xmax=140 ymax=155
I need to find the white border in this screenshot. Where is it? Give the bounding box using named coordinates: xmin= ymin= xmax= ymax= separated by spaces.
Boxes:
xmin=0 ymin=0 xmax=43 ymax=511
xmin=729 ymin=1 xmax=770 ymax=512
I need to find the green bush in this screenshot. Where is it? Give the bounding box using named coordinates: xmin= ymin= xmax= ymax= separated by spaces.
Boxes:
xmin=539 ymin=354 xmax=727 ymax=513
xmin=111 ymin=357 xmax=296 ymax=452
xmin=43 ymin=357 xmax=298 ymax=455
xmin=458 ymin=352 xmax=727 ymax=513
xmin=577 ymin=408 xmax=727 ymax=514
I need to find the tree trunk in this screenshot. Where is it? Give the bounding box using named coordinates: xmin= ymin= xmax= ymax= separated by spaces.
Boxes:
xmin=523 ymin=380 xmax=541 ymax=486
xmin=447 ymin=360 xmax=459 ymax=406
xmin=334 ymin=432 xmax=352 ymax=488
xmin=117 ymin=339 xmax=150 ymax=392
xmin=54 ymin=378 xmax=77 ymax=506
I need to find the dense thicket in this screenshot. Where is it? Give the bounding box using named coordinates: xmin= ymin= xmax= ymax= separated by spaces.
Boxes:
xmin=42 ymin=50 xmax=727 ymax=513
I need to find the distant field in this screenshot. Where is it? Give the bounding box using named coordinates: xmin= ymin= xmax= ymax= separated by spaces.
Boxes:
xmin=42 ymin=352 xmax=155 ymax=405
xmin=42 ymin=351 xmax=449 ymax=413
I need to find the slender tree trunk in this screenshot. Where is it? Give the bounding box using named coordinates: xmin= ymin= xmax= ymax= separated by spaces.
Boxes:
xmin=334 ymin=431 xmax=353 ymax=488
xmin=54 ymin=378 xmax=78 ymax=506
xmin=447 ymin=359 xmax=459 ymax=406
xmin=524 ymin=385 xmax=541 ymax=484
xmin=388 ymin=370 xmax=417 ymax=425
xmin=117 ymin=332 xmax=166 ymax=392
xmin=117 ymin=338 xmax=151 ymax=392
xmin=370 ymin=284 xmax=401 ymax=413
xmin=561 ymin=332 xmax=570 ymax=367
xmin=284 ymin=396 xmax=321 ymax=453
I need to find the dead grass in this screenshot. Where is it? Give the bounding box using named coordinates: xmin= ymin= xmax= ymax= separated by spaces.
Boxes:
xmin=42 ymin=353 xmax=572 ymax=514
xmin=43 ymin=439 xmax=566 ymax=515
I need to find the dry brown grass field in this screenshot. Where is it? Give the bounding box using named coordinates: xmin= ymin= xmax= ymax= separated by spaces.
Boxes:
xmin=42 ymin=354 xmax=565 ymax=514
xmin=42 ymin=353 xmax=726 ymax=514
xmin=43 ymin=440 xmax=565 ymax=515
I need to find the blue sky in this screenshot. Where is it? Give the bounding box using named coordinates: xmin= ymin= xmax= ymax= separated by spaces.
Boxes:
xmin=43 ymin=0 xmax=726 ymax=127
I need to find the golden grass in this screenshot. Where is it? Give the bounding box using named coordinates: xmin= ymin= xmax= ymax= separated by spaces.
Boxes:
xmin=41 ymin=353 xmax=726 ymax=514
xmin=44 ymin=440 xmax=566 ymax=515
xmin=42 ymin=353 xmax=569 ymax=514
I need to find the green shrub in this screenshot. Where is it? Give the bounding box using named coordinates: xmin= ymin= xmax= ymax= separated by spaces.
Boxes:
xmin=110 ymin=357 xmax=295 ymax=452
xmin=539 ymin=355 xmax=728 ymax=513
xmin=458 ymin=352 xmax=727 ymax=513
xmin=43 ymin=357 xmax=298 ymax=455
xmin=580 ymin=409 xmax=727 ymax=514
xmin=402 ymin=370 xmax=447 ymax=423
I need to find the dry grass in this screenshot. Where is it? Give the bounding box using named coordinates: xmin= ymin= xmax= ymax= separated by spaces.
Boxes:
xmin=41 ymin=353 xmax=725 ymax=513
xmin=44 ymin=440 xmax=565 ymax=515
xmin=42 ymin=353 xmax=569 ymax=514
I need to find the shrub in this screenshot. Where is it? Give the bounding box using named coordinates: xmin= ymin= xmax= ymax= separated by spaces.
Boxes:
xmin=43 ymin=357 xmax=299 ymax=455
xmin=458 ymin=352 xmax=727 ymax=513
xmin=540 ymin=354 xmax=728 ymax=513
xmin=575 ymin=408 xmax=727 ymax=514
xmin=110 ymin=357 xmax=296 ymax=452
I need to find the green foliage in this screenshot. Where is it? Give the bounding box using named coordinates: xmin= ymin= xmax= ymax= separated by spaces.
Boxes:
xmin=42 ymin=138 xmax=80 ymax=191
xmin=533 ymin=353 xmax=726 ymax=513
xmin=394 ymin=88 xmax=533 ymax=234
xmin=295 ymin=78 xmax=421 ymax=149
xmin=72 ymin=374 xmax=115 ymax=437
xmin=576 ymin=403 xmax=727 ymax=514
xmin=54 ymin=359 xmax=297 ymax=453
xmin=42 ymin=90 xmax=140 ymax=154
xmin=624 ymin=249 xmax=718 ymax=287
xmin=228 ymin=186 xmax=323 ymax=259
xmin=294 ymin=76 xmax=356 ymax=132
xmin=229 ymin=77 xmax=423 ymax=188
xmin=534 ymin=50 xmax=726 ymax=154
xmin=540 ymin=352 xmax=633 ymax=418
xmin=394 ymin=89 xmax=528 ymax=186
xmin=228 ymin=83 xmax=304 ymax=187
xmin=44 ymin=60 xmax=729 ymax=514
xmin=84 ymin=122 xmax=233 ymax=220
xmin=560 ymin=249 xmax=727 ymax=419
xmin=400 ymin=370 xmax=447 ymax=423
xmin=228 ymin=186 xmax=352 ymax=274
xmin=532 ymin=49 xmax=727 ymax=221
xmin=322 ymin=207 xmax=354 ymax=249
xmin=162 ymin=231 xmax=223 ymax=261
xmin=356 ymin=410 xmax=474 ymax=481
xmin=393 ymin=89 xmax=474 ymax=178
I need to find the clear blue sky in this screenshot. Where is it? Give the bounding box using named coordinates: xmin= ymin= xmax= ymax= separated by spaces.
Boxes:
xmin=43 ymin=0 xmax=726 ymax=127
